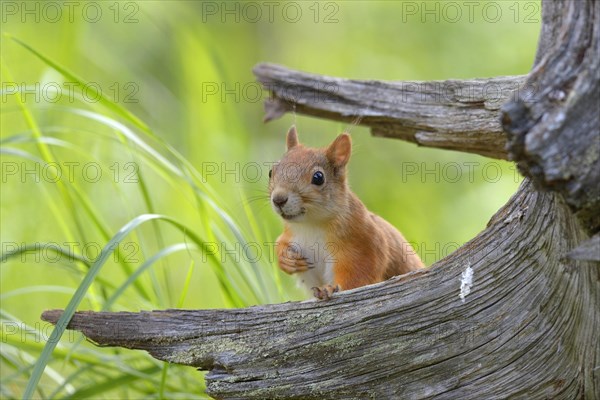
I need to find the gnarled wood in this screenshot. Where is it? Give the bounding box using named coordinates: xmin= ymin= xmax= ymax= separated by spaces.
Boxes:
xmin=41 ymin=0 xmax=600 ymax=398
xmin=254 ymin=63 xmax=526 ymax=160
xmin=502 ymin=0 xmax=600 ymax=233
xmin=42 ymin=180 xmax=599 ymax=399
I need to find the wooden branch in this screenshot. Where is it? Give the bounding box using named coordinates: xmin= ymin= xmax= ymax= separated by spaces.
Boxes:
xmin=502 ymin=0 xmax=600 ymax=233
xmin=42 ymin=181 xmax=599 ymax=398
xmin=253 ymin=63 xmax=527 ymax=160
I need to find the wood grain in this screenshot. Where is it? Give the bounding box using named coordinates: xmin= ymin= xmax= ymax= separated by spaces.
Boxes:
xmin=41 ymin=181 xmax=599 ymax=398
xmin=254 ymin=63 xmax=526 ymax=160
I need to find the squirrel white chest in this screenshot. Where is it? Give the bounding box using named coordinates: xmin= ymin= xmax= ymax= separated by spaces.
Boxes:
xmin=288 ymin=225 xmax=335 ymax=291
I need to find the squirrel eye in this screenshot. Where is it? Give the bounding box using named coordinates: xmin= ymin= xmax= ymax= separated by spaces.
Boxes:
xmin=269 ymin=169 xmax=272 ymax=179
xmin=311 ymin=171 xmax=325 ymax=185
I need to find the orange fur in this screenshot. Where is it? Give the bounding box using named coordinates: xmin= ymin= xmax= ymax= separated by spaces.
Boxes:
xmin=270 ymin=127 xmax=424 ymax=300
xmin=326 ymin=193 xmax=423 ymax=291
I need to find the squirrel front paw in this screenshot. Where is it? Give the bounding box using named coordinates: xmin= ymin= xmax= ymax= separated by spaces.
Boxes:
xmin=278 ymin=246 xmax=313 ymax=275
xmin=312 ymin=284 xmax=341 ymax=300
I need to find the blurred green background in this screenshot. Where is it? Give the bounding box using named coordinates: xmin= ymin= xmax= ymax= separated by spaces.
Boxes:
xmin=1 ymin=1 xmax=538 ymax=398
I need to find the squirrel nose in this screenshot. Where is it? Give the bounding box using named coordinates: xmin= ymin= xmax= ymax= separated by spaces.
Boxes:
xmin=272 ymin=194 xmax=288 ymax=207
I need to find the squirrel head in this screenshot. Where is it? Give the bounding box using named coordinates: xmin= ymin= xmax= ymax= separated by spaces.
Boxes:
xmin=269 ymin=126 xmax=352 ymax=224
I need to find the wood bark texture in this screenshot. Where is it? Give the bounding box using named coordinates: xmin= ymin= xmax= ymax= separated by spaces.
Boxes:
xmin=253 ymin=64 xmax=525 ymax=160
xmin=502 ymin=0 xmax=600 ymax=233
xmin=42 ymin=182 xmax=599 ymax=398
xmin=42 ymin=0 xmax=600 ymax=398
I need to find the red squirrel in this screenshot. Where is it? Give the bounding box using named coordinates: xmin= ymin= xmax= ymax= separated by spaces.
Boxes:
xmin=269 ymin=126 xmax=424 ymax=300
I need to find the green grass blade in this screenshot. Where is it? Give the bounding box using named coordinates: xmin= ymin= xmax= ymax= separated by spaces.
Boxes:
xmin=5 ymin=34 xmax=151 ymax=135
xmin=0 ymin=147 xmax=44 ymax=163
xmin=22 ymin=213 xmax=165 ymax=399
xmin=1 ymin=62 xmax=106 ymax=308
xmin=62 ymin=365 xmax=162 ymax=400
xmin=21 ymin=213 xmax=242 ymax=398
xmin=177 ymin=259 xmax=196 ymax=308
xmin=102 ymin=243 xmax=196 ymax=311
xmin=121 ymin=142 xmax=170 ymax=306
xmin=159 ymin=363 xmax=169 ymax=400
xmin=0 ymin=243 xmax=90 ymax=267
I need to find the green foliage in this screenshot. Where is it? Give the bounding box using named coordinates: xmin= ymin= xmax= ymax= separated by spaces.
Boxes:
xmin=1 ymin=1 xmax=538 ymax=398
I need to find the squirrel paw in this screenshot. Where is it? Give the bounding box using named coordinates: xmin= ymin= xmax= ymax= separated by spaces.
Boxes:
xmin=312 ymin=284 xmax=340 ymax=300
xmin=278 ymin=248 xmax=313 ymax=274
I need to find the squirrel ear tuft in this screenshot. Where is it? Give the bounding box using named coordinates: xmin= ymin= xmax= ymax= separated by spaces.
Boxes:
xmin=286 ymin=126 xmax=299 ymax=151
xmin=326 ymin=133 xmax=352 ymax=167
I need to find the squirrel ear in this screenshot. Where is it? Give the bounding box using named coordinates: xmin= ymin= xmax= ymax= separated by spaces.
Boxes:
xmin=326 ymin=133 xmax=352 ymax=167
xmin=286 ymin=126 xmax=299 ymax=151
